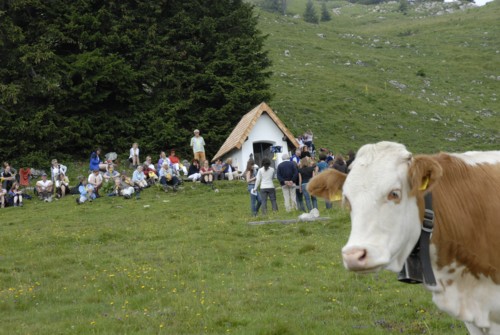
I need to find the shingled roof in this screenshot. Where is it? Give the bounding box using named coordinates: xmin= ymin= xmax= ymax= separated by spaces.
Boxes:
xmin=212 ymin=102 xmax=299 ymax=162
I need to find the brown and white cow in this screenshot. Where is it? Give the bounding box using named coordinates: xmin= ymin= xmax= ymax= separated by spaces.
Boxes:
xmin=308 ymin=141 xmax=500 ymax=335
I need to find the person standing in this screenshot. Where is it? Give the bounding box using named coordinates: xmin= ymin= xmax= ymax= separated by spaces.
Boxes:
xmin=253 ymin=157 xmax=278 ymax=214
xmin=276 ymin=153 xmax=298 ymax=212
xmin=245 ymin=159 xmax=261 ymax=216
xmin=190 ymin=129 xmax=206 ymax=162
xmin=298 ymin=157 xmax=318 ymax=211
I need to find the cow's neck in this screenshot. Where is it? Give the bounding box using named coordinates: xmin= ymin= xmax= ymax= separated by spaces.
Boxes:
xmin=398 ymin=193 xmax=436 ymax=286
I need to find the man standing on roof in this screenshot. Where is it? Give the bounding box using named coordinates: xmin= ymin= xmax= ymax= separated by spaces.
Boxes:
xmin=190 ymin=129 xmax=206 ymax=162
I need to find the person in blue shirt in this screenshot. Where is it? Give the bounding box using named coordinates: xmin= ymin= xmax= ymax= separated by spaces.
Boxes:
xmin=76 ymin=179 xmax=96 ymax=204
xmin=89 ymin=148 xmax=106 ymax=171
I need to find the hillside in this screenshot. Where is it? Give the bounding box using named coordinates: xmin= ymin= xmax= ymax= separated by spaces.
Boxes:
xmin=253 ymin=0 xmax=499 ymax=154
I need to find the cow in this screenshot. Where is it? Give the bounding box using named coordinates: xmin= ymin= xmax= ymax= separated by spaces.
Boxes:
xmin=307 ymin=141 xmax=500 ymax=335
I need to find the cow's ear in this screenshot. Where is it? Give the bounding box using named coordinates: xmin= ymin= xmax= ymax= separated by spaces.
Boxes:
xmin=408 ymin=155 xmax=443 ymax=196
xmin=307 ymin=169 xmax=347 ymax=200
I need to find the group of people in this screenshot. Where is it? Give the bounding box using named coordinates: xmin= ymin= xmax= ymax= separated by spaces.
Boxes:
xmin=3 ymin=126 xmax=356 ymax=216
xmin=246 ymin=146 xmax=355 ymax=216
xmin=296 ymin=130 xmax=315 ymax=156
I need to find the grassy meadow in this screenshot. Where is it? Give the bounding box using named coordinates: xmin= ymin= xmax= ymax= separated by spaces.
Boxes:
xmin=1 ymin=166 xmax=465 ymax=334
xmin=254 ymin=0 xmax=499 ymax=154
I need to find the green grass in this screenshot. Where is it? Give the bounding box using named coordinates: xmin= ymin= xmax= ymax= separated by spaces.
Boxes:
xmin=0 ymin=178 xmax=465 ymax=334
xmin=253 ymin=0 xmax=499 ymax=154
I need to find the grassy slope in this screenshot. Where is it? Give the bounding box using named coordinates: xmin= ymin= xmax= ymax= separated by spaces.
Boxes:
xmin=256 ymin=0 xmax=499 ymax=154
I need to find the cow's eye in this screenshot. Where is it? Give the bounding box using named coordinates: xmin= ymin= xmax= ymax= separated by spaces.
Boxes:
xmin=388 ymin=189 xmax=401 ymax=202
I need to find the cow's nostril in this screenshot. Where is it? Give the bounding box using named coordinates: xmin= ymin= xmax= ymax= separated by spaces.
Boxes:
xmin=358 ymin=249 xmax=367 ymax=262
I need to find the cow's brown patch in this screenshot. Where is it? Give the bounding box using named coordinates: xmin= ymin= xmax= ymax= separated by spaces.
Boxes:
xmin=411 ymin=154 xmax=500 ymax=284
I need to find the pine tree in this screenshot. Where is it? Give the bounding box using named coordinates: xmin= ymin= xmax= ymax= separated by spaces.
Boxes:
xmin=0 ymin=0 xmax=272 ymax=164
xmin=320 ymin=2 xmax=332 ymax=22
xmin=303 ymin=0 xmax=319 ymax=24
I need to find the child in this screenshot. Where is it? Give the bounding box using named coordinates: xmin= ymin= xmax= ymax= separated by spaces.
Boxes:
xmin=76 ymin=179 xmax=95 ymax=204
xmin=8 ymin=182 xmax=23 ymax=207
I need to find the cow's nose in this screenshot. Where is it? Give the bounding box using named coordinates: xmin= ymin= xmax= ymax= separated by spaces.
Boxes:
xmin=342 ymin=248 xmax=368 ymax=271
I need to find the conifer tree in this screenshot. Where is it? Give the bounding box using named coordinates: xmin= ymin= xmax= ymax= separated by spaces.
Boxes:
xmin=0 ymin=0 xmax=272 ymax=164
xmin=320 ymin=2 xmax=332 ymax=22
xmin=304 ymin=0 xmax=319 ymax=24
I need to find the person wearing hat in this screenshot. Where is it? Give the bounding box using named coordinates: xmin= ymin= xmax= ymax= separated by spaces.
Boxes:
xmin=36 ymin=172 xmax=54 ymax=202
xmin=190 ymin=129 xmax=206 ymax=163
xmin=277 ymin=153 xmax=299 ymax=212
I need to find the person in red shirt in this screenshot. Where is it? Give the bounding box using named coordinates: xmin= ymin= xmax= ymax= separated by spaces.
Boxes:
xmin=168 ymin=149 xmax=188 ymax=176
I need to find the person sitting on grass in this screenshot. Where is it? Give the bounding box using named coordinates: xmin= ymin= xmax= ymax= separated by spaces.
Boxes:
xmin=157 ymin=151 xmax=170 ymax=172
xmin=168 ymin=149 xmax=188 ymax=176
xmin=8 ymin=182 xmax=24 ymax=207
xmin=132 ymin=165 xmax=148 ymax=189
xmin=223 ymin=158 xmax=241 ymax=180
xmin=187 ymin=159 xmax=201 ymax=182
xmin=89 ymin=148 xmax=107 ymax=172
xmin=88 ymin=169 xmax=103 ymax=197
xmin=50 ymin=159 xmax=67 ymax=184
xmin=55 ymin=173 xmax=70 ymax=198
xmin=143 ymin=161 xmax=158 ymax=186
xmin=120 ymin=172 xmax=138 ymax=199
xmin=108 ymin=177 xmax=129 ymax=198
xmin=1 ymin=163 xmax=16 ymax=191
xmin=36 ymin=172 xmax=53 ymax=202
xmin=159 ymin=162 xmax=180 ymax=192
xmin=200 ymin=160 xmax=214 ymax=185
xmin=212 ymin=158 xmax=225 ymax=180
xmin=103 ymin=164 xmax=120 ymax=183
xmin=129 ymin=142 xmax=140 ymax=168
xmin=76 ymin=179 xmax=95 ymax=204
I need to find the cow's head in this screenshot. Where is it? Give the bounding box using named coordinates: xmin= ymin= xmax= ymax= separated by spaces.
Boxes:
xmin=308 ymin=141 xmax=442 ymax=273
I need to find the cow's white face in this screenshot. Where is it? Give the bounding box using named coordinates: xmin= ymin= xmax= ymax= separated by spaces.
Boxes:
xmin=341 ymin=142 xmax=421 ymax=273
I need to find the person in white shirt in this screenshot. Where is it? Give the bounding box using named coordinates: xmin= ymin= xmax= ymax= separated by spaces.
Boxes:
xmin=88 ymin=169 xmax=103 ymax=196
xmin=36 ymin=173 xmax=54 ymax=201
xmin=50 ymin=159 xmax=67 ymax=182
xmin=253 ymin=157 xmax=278 ymax=214
xmin=129 ymin=142 xmax=140 ymax=167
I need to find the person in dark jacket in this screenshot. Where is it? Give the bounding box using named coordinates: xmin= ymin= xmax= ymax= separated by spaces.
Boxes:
xmin=277 ymin=153 xmax=299 ymax=212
